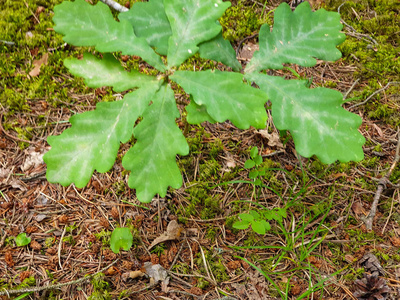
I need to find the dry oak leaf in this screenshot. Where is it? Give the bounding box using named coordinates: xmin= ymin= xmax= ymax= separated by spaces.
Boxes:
xmin=148 ymin=220 xmax=183 ymax=250
xmin=29 ymin=53 xmax=49 ymax=77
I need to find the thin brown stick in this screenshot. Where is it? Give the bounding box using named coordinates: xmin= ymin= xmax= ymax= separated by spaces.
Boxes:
xmin=365 ymin=130 xmax=400 ymax=230
xmin=0 ymin=259 xmax=119 ymax=296
xmin=348 ymin=81 xmax=400 ymax=110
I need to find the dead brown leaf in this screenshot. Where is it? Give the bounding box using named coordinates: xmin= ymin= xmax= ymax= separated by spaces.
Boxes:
xmin=258 ymin=129 xmax=285 ymax=149
xmin=239 ymin=42 xmax=259 ymax=60
xmin=121 ymin=270 xmax=146 ymax=281
xmin=148 ymin=220 xmax=183 ymax=250
xmin=29 ymin=53 xmax=49 ymax=77
xmin=352 ymin=202 xmax=365 ymax=216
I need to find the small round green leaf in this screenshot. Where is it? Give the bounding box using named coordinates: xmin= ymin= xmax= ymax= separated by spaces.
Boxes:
xmin=233 ymin=220 xmax=251 ymax=230
xmin=254 ymin=154 xmax=263 ymax=166
xmin=254 ymin=178 xmax=262 ymax=186
xmin=249 ymin=210 xmax=261 ymax=219
xmin=110 ymin=228 xmax=133 ymax=254
xmin=244 ymin=159 xmax=256 ymax=169
xmin=15 ymin=233 xmax=31 ymax=247
xmin=261 ymin=220 xmax=271 ymax=231
xmin=250 ymin=147 xmax=258 ymax=159
xmin=249 ymin=170 xmax=259 ymax=179
xmin=251 ymin=220 xmax=266 ymax=235
xmin=239 ymin=213 xmax=254 ymax=222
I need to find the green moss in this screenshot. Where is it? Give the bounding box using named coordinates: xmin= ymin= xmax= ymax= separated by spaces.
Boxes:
xmin=94 ymin=229 xmax=111 ymax=246
xmin=220 ymin=0 xmax=264 ymax=42
xmin=88 ymin=273 xmax=111 ymax=300
xmin=199 ymin=159 xmax=221 ymax=181
xmin=112 ymin=180 xmax=126 ymax=195
xmin=196 ymin=277 xmax=210 ymax=289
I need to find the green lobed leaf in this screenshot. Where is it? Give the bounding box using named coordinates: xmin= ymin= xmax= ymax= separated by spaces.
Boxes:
xmin=44 ymin=82 xmax=161 ymax=188
xmin=246 ymin=73 xmax=365 ymax=163
xmin=122 ymin=84 xmax=189 ymax=203
xmin=165 ymin=0 xmax=230 ymax=68
xmin=110 ymin=227 xmax=133 ymax=254
xmin=171 ymin=70 xmax=268 ymax=129
xmin=186 ymin=99 xmax=217 ymax=124
xmin=53 ymin=0 xmax=166 ymax=71
xmin=15 ymin=233 xmax=31 ymax=247
xmin=64 ymin=53 xmax=156 ymax=92
xmin=119 ymin=0 xmax=171 ymax=56
xmin=245 ymin=2 xmax=346 ymax=73
xmin=199 ymin=32 xmax=242 ymax=71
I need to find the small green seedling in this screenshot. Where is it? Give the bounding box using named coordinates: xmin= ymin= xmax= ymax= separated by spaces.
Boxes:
xmin=244 ymin=146 xmax=265 ymax=186
xmin=233 ymin=210 xmax=271 ymax=235
xmin=15 ymin=233 xmax=31 ymax=247
xmin=44 ymin=0 xmax=365 ymax=203
xmin=110 ymin=227 xmax=133 ymax=254
xmin=233 ymin=208 xmax=286 ymax=235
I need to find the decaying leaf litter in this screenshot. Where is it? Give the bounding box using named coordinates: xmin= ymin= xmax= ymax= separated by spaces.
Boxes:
xmin=1 ymin=0 xmax=400 ymax=299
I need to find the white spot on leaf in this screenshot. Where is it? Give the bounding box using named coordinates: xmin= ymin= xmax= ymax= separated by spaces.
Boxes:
xmin=188 ymin=49 xmax=192 ymax=54
xmin=215 ymin=3 xmax=218 ymax=7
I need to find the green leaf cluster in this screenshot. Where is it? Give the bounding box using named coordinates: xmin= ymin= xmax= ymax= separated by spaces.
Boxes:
xmin=244 ymin=146 xmax=265 ymax=185
xmin=44 ymin=0 xmax=365 ymax=203
xmin=233 ymin=208 xmax=286 ymax=235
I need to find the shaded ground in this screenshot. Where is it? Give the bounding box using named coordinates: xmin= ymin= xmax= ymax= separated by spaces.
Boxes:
xmin=1 ymin=0 xmax=400 ymax=299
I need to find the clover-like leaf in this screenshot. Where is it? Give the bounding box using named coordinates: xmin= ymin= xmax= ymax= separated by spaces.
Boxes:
xmin=199 ymin=32 xmax=242 ymax=71
xmin=245 ymin=2 xmax=345 ymax=73
xmin=165 ymin=0 xmax=230 ymax=67
xmin=246 ymin=73 xmax=365 ymax=163
xmin=44 ymin=82 xmax=161 ymax=188
xmin=53 ymin=0 xmax=166 ymax=71
xmin=119 ymin=0 xmax=171 ymax=56
xmin=110 ymin=227 xmax=133 ymax=254
xmin=122 ymin=84 xmax=189 ymax=203
xmin=64 ymin=53 xmax=156 ymax=92
xmin=15 ymin=233 xmax=31 ymax=247
xmin=171 ymin=70 xmax=268 ymax=129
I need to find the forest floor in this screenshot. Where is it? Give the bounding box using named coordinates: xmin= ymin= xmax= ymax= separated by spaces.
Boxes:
xmin=1 ymin=0 xmax=400 ymax=299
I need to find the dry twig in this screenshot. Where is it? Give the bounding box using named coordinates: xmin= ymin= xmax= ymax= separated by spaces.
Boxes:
xmin=365 ymin=130 xmax=400 ymax=230
xmin=349 ymin=81 xmax=400 ymax=110
xmin=99 ymin=0 xmax=128 ymax=12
